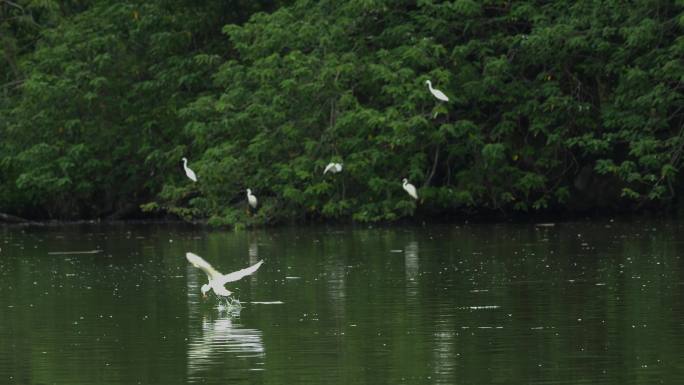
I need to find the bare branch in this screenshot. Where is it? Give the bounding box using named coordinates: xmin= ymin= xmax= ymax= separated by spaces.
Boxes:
xmin=1 ymin=0 xmax=25 ymax=13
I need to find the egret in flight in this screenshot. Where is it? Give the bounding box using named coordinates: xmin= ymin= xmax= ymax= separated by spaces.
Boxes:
xmin=182 ymin=157 xmax=198 ymax=182
xmin=425 ymin=80 xmax=449 ymax=102
xmin=323 ymin=162 xmax=343 ymax=175
xmin=186 ymin=252 xmax=264 ymax=298
xmin=246 ymin=189 xmax=258 ymax=209
xmin=402 ymin=178 xmax=418 ymax=200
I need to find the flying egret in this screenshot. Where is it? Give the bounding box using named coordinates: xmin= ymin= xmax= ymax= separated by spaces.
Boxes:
xmin=323 ymin=162 xmax=343 ymax=175
xmin=182 ymin=157 xmax=198 ymax=182
xmin=186 ymin=252 xmax=264 ymax=298
xmin=246 ymin=189 xmax=258 ymax=209
xmin=402 ymin=178 xmax=418 ymax=200
xmin=425 ymin=80 xmax=449 ymax=102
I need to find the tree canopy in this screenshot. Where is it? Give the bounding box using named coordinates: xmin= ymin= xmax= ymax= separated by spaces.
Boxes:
xmin=1 ymin=0 xmax=683 ymax=226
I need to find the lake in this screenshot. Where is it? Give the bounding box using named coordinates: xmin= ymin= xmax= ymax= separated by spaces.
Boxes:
xmin=0 ymin=220 xmax=683 ymax=384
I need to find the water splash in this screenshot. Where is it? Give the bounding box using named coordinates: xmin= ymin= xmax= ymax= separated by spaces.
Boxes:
xmin=216 ymin=297 xmax=242 ymax=317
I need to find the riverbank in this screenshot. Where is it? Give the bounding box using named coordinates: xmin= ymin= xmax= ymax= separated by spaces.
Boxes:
xmin=1 ymin=206 xmax=679 ymax=230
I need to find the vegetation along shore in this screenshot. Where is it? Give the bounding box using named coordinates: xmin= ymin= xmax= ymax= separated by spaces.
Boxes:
xmin=1 ymin=1 xmax=682 ymax=227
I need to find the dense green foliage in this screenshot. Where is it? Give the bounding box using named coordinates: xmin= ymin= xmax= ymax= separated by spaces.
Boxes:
xmin=1 ymin=0 xmax=683 ymax=225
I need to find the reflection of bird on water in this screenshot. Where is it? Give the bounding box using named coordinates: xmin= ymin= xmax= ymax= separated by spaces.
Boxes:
xmin=248 ymin=241 xmax=259 ymax=266
xmin=187 ymin=316 xmax=264 ymax=379
xmin=186 ymin=252 xmax=263 ymax=298
xmin=405 ymin=241 xmax=420 ymax=302
xmin=404 ymin=241 xmax=419 ymax=281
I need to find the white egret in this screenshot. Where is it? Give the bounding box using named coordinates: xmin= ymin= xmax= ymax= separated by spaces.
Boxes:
xmin=402 ymin=178 xmax=418 ymax=200
xmin=323 ymin=162 xmax=343 ymax=175
xmin=246 ymin=189 xmax=258 ymax=209
xmin=182 ymin=157 xmax=198 ymax=182
xmin=425 ymin=80 xmax=449 ymax=102
xmin=186 ymin=252 xmax=264 ymax=298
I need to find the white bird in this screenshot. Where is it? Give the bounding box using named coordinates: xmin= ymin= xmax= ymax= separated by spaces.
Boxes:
xmin=425 ymin=80 xmax=449 ymax=102
xmin=182 ymin=157 xmax=198 ymax=182
xmin=323 ymin=162 xmax=343 ymax=175
xmin=402 ymin=178 xmax=418 ymax=200
xmin=186 ymin=252 xmax=264 ymax=298
xmin=246 ymin=189 xmax=258 ymax=209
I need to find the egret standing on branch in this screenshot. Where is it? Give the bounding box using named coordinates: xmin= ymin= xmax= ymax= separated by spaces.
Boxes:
xmin=186 ymin=252 xmax=264 ymax=298
xmin=323 ymin=162 xmax=343 ymax=175
xmin=247 ymin=189 xmax=258 ymax=209
xmin=182 ymin=157 xmax=198 ymax=182
xmin=425 ymin=80 xmax=449 ymax=102
xmin=402 ymin=178 xmax=418 ymax=200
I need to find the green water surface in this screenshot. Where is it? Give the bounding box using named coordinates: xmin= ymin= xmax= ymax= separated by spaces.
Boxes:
xmin=0 ymin=220 xmax=682 ymax=384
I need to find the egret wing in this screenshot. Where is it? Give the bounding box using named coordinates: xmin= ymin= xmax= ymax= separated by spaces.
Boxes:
xmin=216 ymin=260 xmax=264 ymax=285
xmin=404 ymin=183 xmax=418 ymax=199
xmin=186 ymin=169 xmax=198 ymax=182
xmin=186 ymin=252 xmax=223 ymax=280
xmin=409 ymin=187 xmax=418 ymax=199
xmin=434 ymin=90 xmax=449 ymax=102
xmin=210 ymin=284 xmax=232 ymax=297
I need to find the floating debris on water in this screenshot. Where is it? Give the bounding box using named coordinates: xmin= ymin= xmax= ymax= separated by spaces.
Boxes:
xmin=285 ymin=276 xmax=301 ymax=280
xmin=48 ymin=250 xmax=103 ymax=255
xmin=459 ymin=305 xmax=501 ymax=310
xmin=250 ymin=301 xmax=284 ymax=305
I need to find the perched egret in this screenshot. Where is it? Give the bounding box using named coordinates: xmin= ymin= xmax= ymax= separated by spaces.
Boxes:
xmin=182 ymin=157 xmax=198 ymax=182
xmin=425 ymin=80 xmax=449 ymax=102
xmin=323 ymin=162 xmax=343 ymax=175
xmin=186 ymin=252 xmax=264 ymax=298
xmin=402 ymin=178 xmax=418 ymax=200
xmin=246 ymin=189 xmax=258 ymax=209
